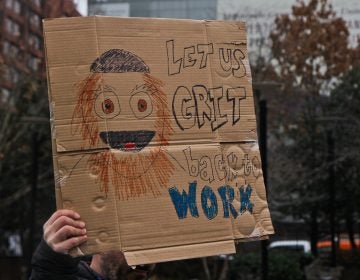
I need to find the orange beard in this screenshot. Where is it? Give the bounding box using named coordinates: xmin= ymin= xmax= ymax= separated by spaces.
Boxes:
xmin=74 ymin=73 xmax=174 ymax=200
xmin=88 ymin=147 xmax=174 ymax=200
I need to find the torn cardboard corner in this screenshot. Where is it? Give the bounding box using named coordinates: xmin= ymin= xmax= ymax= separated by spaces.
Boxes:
xmin=43 ymin=16 xmax=274 ymax=265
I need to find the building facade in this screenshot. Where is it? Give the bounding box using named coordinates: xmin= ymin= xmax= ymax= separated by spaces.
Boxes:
xmin=88 ymin=0 xmax=217 ymax=19
xmin=0 ymin=0 xmax=80 ymax=99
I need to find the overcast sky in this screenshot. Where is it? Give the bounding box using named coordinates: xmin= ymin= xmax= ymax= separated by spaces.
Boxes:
xmin=73 ymin=0 xmax=88 ymax=16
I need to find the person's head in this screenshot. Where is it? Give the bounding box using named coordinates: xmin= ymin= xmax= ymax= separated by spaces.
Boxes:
xmin=91 ymin=251 xmax=154 ymax=280
xmin=71 ymin=49 xmax=174 ymax=200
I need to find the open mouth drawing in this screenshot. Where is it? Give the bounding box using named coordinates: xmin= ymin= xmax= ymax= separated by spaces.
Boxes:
xmin=99 ymin=130 xmax=155 ymax=152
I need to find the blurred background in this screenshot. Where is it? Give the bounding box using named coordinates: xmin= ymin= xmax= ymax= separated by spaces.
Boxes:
xmin=0 ymin=0 xmax=359 ymax=279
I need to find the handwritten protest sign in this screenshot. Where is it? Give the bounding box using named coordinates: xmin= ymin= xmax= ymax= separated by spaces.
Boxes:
xmin=43 ymin=16 xmax=274 ymax=265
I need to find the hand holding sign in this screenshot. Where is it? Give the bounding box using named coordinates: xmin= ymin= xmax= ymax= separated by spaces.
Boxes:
xmin=43 ymin=209 xmax=87 ymax=254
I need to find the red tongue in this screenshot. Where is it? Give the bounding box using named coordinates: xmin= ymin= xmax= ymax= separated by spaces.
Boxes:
xmin=124 ymin=142 xmax=136 ymax=150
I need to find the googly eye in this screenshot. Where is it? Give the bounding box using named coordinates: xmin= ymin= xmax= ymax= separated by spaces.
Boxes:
xmin=94 ymin=91 xmax=120 ymax=119
xmin=130 ymin=91 xmax=153 ymax=119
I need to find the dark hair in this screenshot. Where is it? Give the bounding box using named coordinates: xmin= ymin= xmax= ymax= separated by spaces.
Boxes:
xmin=90 ymin=49 xmax=150 ymax=73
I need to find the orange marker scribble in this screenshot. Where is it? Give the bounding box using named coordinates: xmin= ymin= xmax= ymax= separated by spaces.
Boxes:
xmin=72 ymin=73 xmax=102 ymax=148
xmin=89 ymin=147 xmax=174 ymax=200
xmin=73 ymin=72 xmax=175 ymax=200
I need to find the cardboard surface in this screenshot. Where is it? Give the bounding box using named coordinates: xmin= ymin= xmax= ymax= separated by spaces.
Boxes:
xmin=43 ymin=16 xmax=274 ymax=265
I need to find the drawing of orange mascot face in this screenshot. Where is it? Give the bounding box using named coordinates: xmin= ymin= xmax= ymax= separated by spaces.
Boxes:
xmin=72 ymin=49 xmax=174 ymax=200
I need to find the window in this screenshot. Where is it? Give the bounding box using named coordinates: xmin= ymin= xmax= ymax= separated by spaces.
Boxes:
xmin=2 ymin=41 xmax=19 ymax=58
xmin=5 ymin=0 xmax=21 ymax=14
xmin=3 ymin=67 xmax=20 ymax=84
xmin=28 ymin=33 xmax=41 ymax=50
xmin=31 ymin=0 xmax=41 ymax=7
xmin=3 ymin=41 xmax=10 ymax=53
xmin=0 ymin=88 xmax=11 ymax=103
xmin=5 ymin=0 xmax=12 ymax=8
xmin=3 ymin=67 xmax=11 ymax=82
xmin=28 ymin=55 xmax=41 ymax=71
xmin=13 ymin=0 xmax=21 ymax=13
xmin=29 ymin=12 xmax=41 ymax=28
xmin=4 ymin=18 xmax=21 ymax=37
xmin=11 ymin=68 xmax=20 ymax=83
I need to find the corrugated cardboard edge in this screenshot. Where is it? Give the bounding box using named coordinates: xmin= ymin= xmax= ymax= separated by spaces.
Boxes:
xmin=124 ymin=240 xmax=236 ymax=266
xmin=42 ymin=19 xmax=63 ymax=210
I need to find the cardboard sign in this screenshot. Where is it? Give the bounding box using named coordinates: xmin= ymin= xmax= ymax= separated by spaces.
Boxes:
xmin=43 ymin=16 xmax=274 ymax=265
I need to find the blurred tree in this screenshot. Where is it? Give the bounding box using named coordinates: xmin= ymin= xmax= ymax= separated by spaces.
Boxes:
xmin=0 ymin=70 xmax=54 ymax=268
xmin=270 ymin=0 xmax=350 ymax=96
xmin=350 ymin=38 xmax=360 ymax=69
xmin=269 ymin=0 xmax=353 ymax=256
xmin=228 ymin=250 xmax=308 ymax=280
xmin=325 ymin=67 xmax=360 ymax=251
